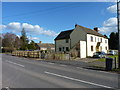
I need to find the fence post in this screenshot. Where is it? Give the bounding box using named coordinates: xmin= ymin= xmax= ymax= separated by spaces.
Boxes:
xmin=69 ymin=53 xmax=71 ymax=60
xmin=37 ymin=51 xmax=39 ymax=58
xmin=115 ymin=57 xmax=117 ymax=69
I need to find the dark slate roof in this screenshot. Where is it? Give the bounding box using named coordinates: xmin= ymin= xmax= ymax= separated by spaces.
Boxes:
xmin=54 ymin=29 xmax=74 ymax=40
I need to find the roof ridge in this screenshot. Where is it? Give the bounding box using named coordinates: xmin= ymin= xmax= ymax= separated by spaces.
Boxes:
xmin=77 ymin=24 xmax=106 ymax=38
xmin=55 ymin=29 xmax=74 ymax=40
xmin=61 ymin=29 xmax=74 ymax=32
xmin=77 ymin=25 xmax=95 ymax=31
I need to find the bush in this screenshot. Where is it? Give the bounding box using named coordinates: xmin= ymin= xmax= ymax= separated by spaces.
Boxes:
xmin=70 ymin=49 xmax=78 ymax=58
xmin=2 ymin=47 xmax=15 ymax=53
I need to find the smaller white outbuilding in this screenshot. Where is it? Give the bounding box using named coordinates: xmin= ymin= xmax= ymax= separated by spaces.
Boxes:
xmin=54 ymin=24 xmax=109 ymax=58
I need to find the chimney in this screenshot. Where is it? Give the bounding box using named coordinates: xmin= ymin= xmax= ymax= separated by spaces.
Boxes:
xmin=94 ymin=27 xmax=99 ymax=32
xmin=39 ymin=41 xmax=42 ymax=44
xmin=75 ymin=24 xmax=78 ymax=27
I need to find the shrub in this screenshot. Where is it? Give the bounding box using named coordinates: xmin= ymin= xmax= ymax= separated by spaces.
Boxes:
xmin=70 ymin=49 xmax=78 ymax=58
xmin=2 ymin=47 xmax=15 ymax=53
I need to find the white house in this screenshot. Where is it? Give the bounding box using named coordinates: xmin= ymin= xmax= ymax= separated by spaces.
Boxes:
xmin=54 ymin=24 xmax=109 ymax=58
xmin=36 ymin=41 xmax=55 ymax=51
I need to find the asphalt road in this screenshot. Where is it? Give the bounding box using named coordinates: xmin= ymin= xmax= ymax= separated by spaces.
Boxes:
xmin=2 ymin=54 xmax=119 ymax=89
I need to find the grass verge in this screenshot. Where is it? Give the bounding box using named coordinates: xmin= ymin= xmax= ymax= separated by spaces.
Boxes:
xmin=96 ymin=55 xmax=118 ymax=62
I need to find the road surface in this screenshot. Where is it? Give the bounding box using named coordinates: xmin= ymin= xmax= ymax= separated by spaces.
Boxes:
xmin=2 ymin=54 xmax=118 ymax=89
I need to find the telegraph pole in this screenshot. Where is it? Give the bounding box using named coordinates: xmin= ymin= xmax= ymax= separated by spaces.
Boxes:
xmin=117 ymin=0 xmax=120 ymax=69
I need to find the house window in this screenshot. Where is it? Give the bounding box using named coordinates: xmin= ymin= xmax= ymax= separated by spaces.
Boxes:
xmin=91 ymin=46 xmax=93 ymax=51
xmin=66 ymin=47 xmax=69 ymax=51
xmin=105 ymin=40 xmax=107 ymax=43
xmin=98 ymin=38 xmax=99 ymax=42
xmin=63 ymin=47 xmax=64 ymax=51
xmin=66 ymin=39 xmax=69 ymax=43
xmin=95 ymin=37 xmax=96 ymax=42
xmin=101 ymin=38 xmax=102 ymax=42
xmin=59 ymin=47 xmax=61 ymax=51
xmin=106 ymin=47 xmax=107 ymax=50
xmin=91 ymin=36 xmax=93 ymax=42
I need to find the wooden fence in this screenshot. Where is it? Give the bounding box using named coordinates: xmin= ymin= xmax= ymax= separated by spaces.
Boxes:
xmin=45 ymin=53 xmax=70 ymax=60
xmin=12 ymin=51 xmax=70 ymax=60
xmin=12 ymin=51 xmax=40 ymax=58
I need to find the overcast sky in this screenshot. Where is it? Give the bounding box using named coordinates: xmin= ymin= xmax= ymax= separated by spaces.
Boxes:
xmin=1 ymin=2 xmax=118 ymax=43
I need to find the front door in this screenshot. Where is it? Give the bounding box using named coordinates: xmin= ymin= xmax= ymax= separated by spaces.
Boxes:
xmin=96 ymin=46 xmax=99 ymax=52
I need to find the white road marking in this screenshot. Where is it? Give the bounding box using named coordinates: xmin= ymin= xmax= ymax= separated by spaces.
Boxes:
xmin=48 ymin=62 xmax=54 ymax=64
xmin=44 ymin=71 xmax=113 ymax=89
xmin=60 ymin=65 xmax=67 ymax=67
xmin=6 ymin=60 xmax=25 ymax=68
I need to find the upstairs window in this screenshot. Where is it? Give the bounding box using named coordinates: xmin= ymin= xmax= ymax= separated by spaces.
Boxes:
xmin=91 ymin=36 xmax=93 ymax=42
xmin=98 ymin=38 xmax=99 ymax=42
xmin=105 ymin=40 xmax=107 ymax=43
xmin=66 ymin=39 xmax=69 ymax=43
xmin=101 ymin=38 xmax=102 ymax=42
xmin=95 ymin=37 xmax=96 ymax=42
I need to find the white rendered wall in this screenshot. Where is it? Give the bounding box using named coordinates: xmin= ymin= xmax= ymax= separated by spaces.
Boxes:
xmin=80 ymin=41 xmax=86 ymax=58
xmin=87 ymin=34 xmax=109 ymax=57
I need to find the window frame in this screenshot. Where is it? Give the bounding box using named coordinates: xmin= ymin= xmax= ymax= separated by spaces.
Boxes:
xmin=59 ymin=47 xmax=61 ymax=51
xmin=63 ymin=47 xmax=64 ymax=51
xmin=106 ymin=46 xmax=107 ymax=50
xmin=66 ymin=39 xmax=69 ymax=43
xmin=91 ymin=36 xmax=93 ymax=42
xmin=95 ymin=37 xmax=96 ymax=42
xmin=105 ymin=40 xmax=107 ymax=43
xmin=91 ymin=46 xmax=93 ymax=51
xmin=66 ymin=47 xmax=69 ymax=51
xmin=101 ymin=38 xmax=102 ymax=42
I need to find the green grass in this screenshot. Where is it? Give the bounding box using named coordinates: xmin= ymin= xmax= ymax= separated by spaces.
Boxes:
xmin=96 ymin=55 xmax=118 ymax=62
xmin=97 ymin=58 xmax=106 ymax=62
xmin=112 ymin=68 xmax=120 ymax=72
xmin=108 ymin=55 xmax=118 ymax=58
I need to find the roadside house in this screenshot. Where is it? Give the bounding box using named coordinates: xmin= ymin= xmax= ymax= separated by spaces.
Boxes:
xmin=54 ymin=24 xmax=109 ymax=58
xmin=36 ymin=41 xmax=55 ymax=51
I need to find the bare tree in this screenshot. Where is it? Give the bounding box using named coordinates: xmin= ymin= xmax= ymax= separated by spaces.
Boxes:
xmin=2 ymin=33 xmax=19 ymax=52
xmin=2 ymin=33 xmax=17 ymax=48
